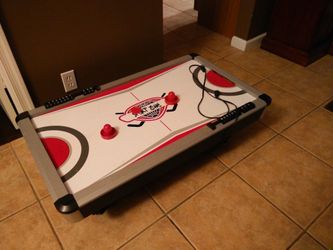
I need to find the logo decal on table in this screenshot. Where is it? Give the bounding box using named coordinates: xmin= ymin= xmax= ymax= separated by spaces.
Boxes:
xmin=116 ymin=92 xmax=178 ymax=127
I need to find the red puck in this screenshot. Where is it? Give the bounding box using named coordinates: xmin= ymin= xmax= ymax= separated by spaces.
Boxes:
xmin=165 ymin=91 xmax=179 ymax=105
xmin=100 ymin=124 xmax=117 ymax=140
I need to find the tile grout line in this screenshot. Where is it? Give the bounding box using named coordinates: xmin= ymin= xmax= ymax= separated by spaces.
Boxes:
xmin=211 ymin=101 xmax=333 ymax=248
xmin=257 ymin=77 xmax=319 ymax=108
xmin=9 ymin=143 xmax=41 ymax=200
xmin=142 ymin=163 xmax=229 ymax=249
xmin=163 ymin=3 xmax=196 ymax=18
xmin=166 ymin=215 xmax=197 ymax=250
xmin=263 ymin=104 xmax=317 ymax=135
xmin=233 ymin=158 xmax=333 ymax=249
xmin=266 ymin=79 xmax=328 ymax=107
xmin=204 ymin=46 xmax=236 ymax=61
xmin=119 ymin=157 xmax=229 ymax=249
xmin=303 ymin=233 xmax=329 ymax=250
xmin=0 ymin=201 xmax=38 ymax=223
xmin=255 ymin=83 xmax=333 ymax=170
xmin=216 ymin=132 xmax=279 ymax=170
xmin=145 ymin=165 xmax=230 ymax=218
xmin=286 ymin=231 xmax=307 ymax=250
xmin=10 ymin=144 xmax=65 ymax=250
xmin=286 ymin=229 xmax=328 ymax=250
xmin=260 ymin=95 xmax=333 ymax=170
xmin=115 ymin=214 xmax=168 ymax=250
xmin=224 ymin=54 xmax=293 ymax=81
xmin=164 ymin=169 xmax=229 ymax=215
xmin=38 ymin=199 xmax=65 ymax=250
xmin=230 ymin=169 xmax=306 ymax=230
xmin=225 ymin=59 xmax=269 ymax=81
xmin=145 ymin=186 xmax=168 ymax=214
xmin=302 ymin=199 xmax=333 ymax=249
xmin=281 ymin=134 xmax=333 ymax=170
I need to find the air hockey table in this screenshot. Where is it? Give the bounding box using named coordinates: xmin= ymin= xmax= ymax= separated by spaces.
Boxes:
xmin=16 ymin=54 xmax=271 ymax=217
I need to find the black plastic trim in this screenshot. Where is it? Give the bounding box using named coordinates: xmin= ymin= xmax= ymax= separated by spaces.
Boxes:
xmin=324 ymin=100 xmax=333 ymax=113
xmin=44 ymin=85 xmax=101 ymax=109
xmin=189 ymin=53 xmax=199 ymax=59
xmin=15 ymin=111 xmax=31 ymax=123
xmin=54 ymin=194 xmax=79 ymax=214
xmin=259 ymin=94 xmax=272 ymax=106
xmin=5 ymin=88 xmax=19 ymax=115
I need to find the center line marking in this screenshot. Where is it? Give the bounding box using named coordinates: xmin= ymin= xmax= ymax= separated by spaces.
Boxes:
xmin=160 ymin=120 xmax=172 ymax=132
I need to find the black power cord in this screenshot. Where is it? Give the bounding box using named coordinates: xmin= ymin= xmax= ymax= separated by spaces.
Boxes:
xmin=189 ymin=64 xmax=238 ymax=120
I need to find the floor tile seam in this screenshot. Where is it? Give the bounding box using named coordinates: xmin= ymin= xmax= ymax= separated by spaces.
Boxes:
xmin=222 ymin=59 xmax=268 ymax=81
xmin=300 ymin=64 xmax=333 ymax=80
xmin=275 ymin=105 xmax=318 ymax=134
xmin=306 ymin=66 xmax=332 ymax=78
xmin=303 ymin=199 xmax=333 ymax=249
xmin=9 ymin=139 xmax=25 ymax=149
xmin=10 ymin=148 xmax=64 ymax=248
xmin=0 ymin=145 xmax=11 ymax=153
xmin=10 ymin=145 xmax=41 ymax=200
xmin=306 ymin=233 xmax=330 ymax=250
xmin=223 ymin=57 xmax=268 ymax=80
xmin=280 ymin=134 xmax=333 ymax=170
xmin=260 ymin=78 xmax=321 ymax=106
xmin=164 ymin=169 xmax=230 ymax=215
xmin=166 ymin=215 xmax=197 ymax=249
xmin=266 ymin=78 xmax=330 ymax=106
xmin=230 ymin=169 xmax=306 ymax=231
xmin=257 ymin=78 xmax=318 ymax=105
xmin=286 ymin=231 xmax=306 ymax=249
xmin=163 ymin=3 xmax=181 ymax=13
xmin=36 ymin=198 xmax=65 ymax=250
xmin=264 ymin=61 xmax=297 ymax=79
xmin=234 ymin=164 xmax=333 ymax=236
xmin=0 ymin=147 xmax=11 ymax=155
xmin=163 ymin=2 xmax=197 ymax=16
xmin=224 ymin=54 xmax=292 ymax=79
xmin=321 ymin=95 xmax=333 ymax=109
xmin=179 ymin=9 xmax=198 ymax=19
xmin=216 ymin=133 xmax=279 ymax=170
xmin=147 ymin=164 xmax=228 ymax=215
xmin=305 ymin=234 xmax=329 ymax=250
xmin=198 ymin=46 xmax=223 ymax=60
xmin=203 ymin=46 xmax=236 ymax=60
xmin=145 ymin=186 xmax=168 ymax=214
xmin=286 ymin=231 xmax=328 ymax=250
xmin=257 ymin=120 xmax=283 ymax=135
xmin=262 ymin=93 xmax=332 ymax=135
xmin=115 ymin=214 xmax=168 ymax=250
xmin=0 ymin=200 xmax=38 ymax=223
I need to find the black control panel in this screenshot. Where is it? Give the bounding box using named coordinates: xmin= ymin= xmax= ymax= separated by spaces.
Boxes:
xmin=208 ymin=102 xmax=256 ymax=130
xmin=44 ymin=85 xmax=101 ymax=109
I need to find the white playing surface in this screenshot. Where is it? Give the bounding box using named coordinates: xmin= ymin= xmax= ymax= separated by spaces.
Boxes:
xmin=32 ymin=60 xmax=256 ymax=194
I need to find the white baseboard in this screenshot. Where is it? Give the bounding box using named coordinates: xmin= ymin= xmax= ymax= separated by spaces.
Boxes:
xmin=231 ymin=33 xmax=267 ymax=51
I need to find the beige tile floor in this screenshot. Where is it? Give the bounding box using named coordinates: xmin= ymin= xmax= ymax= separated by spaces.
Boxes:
xmin=1 ymin=1 xmax=333 ymax=249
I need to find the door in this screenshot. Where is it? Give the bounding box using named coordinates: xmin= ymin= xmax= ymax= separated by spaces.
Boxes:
xmin=197 ymin=0 xmax=241 ymax=38
xmin=0 ymin=24 xmax=34 ymax=130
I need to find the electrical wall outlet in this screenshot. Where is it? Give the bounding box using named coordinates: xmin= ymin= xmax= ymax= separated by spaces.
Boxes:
xmin=61 ymin=70 xmax=78 ymax=92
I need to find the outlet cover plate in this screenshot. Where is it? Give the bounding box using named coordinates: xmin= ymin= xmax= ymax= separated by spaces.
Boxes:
xmin=61 ymin=70 xmax=78 ymax=92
